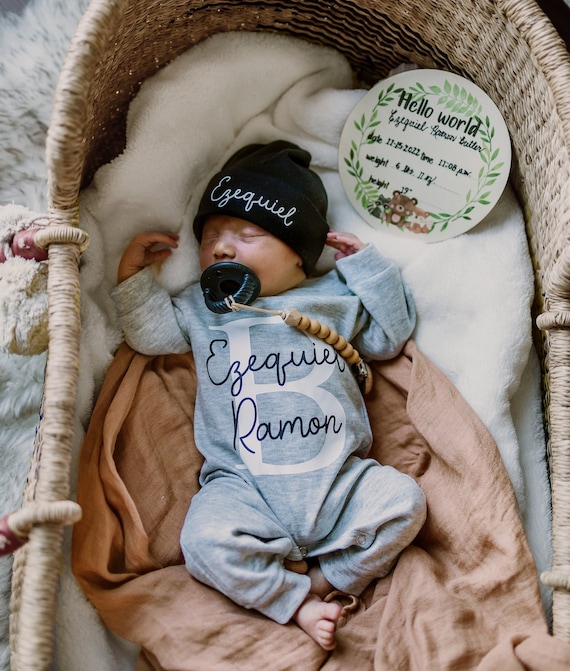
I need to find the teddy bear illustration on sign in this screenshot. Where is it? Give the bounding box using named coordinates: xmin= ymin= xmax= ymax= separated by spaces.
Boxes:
xmin=382 ymin=191 xmax=431 ymax=234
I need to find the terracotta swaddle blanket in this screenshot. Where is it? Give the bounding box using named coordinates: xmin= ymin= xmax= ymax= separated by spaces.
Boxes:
xmin=72 ymin=340 xmax=570 ymax=670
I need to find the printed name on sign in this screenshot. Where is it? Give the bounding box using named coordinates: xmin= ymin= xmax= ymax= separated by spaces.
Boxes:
xmin=338 ymin=69 xmax=511 ymax=242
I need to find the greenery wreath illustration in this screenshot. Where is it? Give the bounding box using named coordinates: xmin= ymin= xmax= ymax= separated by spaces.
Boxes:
xmin=343 ymin=79 xmax=504 ymax=233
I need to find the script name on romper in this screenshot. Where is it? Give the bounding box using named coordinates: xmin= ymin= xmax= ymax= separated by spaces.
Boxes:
xmin=206 ymin=337 xmax=346 ymax=396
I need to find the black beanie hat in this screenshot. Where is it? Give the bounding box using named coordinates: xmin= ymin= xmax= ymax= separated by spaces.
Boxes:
xmin=193 ymin=140 xmax=329 ymax=274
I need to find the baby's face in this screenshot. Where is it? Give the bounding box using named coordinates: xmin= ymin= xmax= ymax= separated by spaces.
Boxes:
xmin=199 ymin=215 xmax=306 ymax=296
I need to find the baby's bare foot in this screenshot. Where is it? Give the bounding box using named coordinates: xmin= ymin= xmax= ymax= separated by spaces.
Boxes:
xmin=293 ymin=593 xmax=342 ymax=650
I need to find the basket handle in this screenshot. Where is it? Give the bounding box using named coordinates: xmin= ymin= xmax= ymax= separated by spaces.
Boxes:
xmin=0 ymin=501 xmax=82 ymax=556
xmin=536 ymin=243 xmax=570 ymax=330
xmin=33 ymin=224 xmax=90 ymax=254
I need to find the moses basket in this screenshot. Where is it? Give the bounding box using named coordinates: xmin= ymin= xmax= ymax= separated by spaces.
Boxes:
xmin=3 ymin=0 xmax=570 ymax=668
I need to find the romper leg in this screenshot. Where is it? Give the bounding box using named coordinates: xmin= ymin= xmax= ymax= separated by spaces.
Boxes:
xmin=319 ymin=462 xmax=426 ymax=595
xmin=180 ymin=475 xmax=311 ymax=624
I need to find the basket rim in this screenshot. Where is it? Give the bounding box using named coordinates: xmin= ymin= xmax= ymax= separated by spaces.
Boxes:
xmin=45 ymin=0 xmax=570 ymax=212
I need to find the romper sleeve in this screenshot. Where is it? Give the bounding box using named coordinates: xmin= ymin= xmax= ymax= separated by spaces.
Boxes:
xmin=112 ymin=267 xmax=192 ymax=355
xmin=336 ymin=244 xmax=416 ymax=360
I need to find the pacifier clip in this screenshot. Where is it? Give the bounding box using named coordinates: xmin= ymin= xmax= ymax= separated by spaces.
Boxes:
xmin=225 ymin=297 xmax=373 ymax=394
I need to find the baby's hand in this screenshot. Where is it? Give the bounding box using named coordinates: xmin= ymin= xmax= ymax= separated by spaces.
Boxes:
xmin=326 ymin=231 xmax=365 ymax=260
xmin=117 ymin=231 xmax=179 ymax=283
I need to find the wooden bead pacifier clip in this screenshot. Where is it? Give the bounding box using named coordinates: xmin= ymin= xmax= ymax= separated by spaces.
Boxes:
xmin=225 ymin=297 xmax=373 ymax=394
xmin=200 ymin=260 xmax=373 ymax=393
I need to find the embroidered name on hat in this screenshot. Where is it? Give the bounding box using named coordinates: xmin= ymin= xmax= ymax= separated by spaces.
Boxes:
xmin=210 ymin=176 xmax=297 ymax=227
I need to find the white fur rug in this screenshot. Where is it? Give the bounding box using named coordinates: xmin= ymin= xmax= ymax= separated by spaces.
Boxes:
xmin=0 ymin=2 xmax=138 ymax=669
xmin=0 ymin=1 xmax=553 ymax=670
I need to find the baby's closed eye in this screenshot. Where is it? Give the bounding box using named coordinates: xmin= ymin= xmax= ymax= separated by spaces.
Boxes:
xmin=240 ymin=230 xmax=266 ymax=240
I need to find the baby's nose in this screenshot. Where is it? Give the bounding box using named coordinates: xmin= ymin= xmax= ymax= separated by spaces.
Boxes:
xmin=212 ymin=236 xmax=236 ymax=259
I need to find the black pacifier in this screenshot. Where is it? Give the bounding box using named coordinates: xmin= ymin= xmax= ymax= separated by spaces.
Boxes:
xmin=200 ymin=262 xmax=261 ymax=314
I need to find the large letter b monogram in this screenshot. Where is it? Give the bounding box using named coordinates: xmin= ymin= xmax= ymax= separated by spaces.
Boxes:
xmin=212 ymin=316 xmax=346 ymax=476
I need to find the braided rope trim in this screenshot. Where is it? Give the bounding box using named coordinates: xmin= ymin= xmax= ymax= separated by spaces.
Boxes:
xmin=33 ymin=226 xmax=90 ymax=254
xmin=0 ymin=502 xmax=82 ymax=557
xmin=537 ymin=245 xmax=570 ymax=332
xmin=542 ymin=569 xmax=570 ymax=592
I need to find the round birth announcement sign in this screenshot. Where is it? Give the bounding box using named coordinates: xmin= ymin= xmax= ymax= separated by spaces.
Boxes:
xmin=338 ymin=69 xmax=511 ymax=241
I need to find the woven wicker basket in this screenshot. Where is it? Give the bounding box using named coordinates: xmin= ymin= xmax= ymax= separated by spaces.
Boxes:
xmin=5 ymin=0 xmax=570 ymax=668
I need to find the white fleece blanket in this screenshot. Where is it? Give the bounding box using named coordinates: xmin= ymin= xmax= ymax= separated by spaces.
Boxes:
xmin=0 ymin=13 xmax=552 ymax=671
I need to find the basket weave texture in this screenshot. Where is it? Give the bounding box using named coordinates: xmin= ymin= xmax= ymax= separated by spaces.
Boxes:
xmin=8 ymin=0 xmax=570 ymax=668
